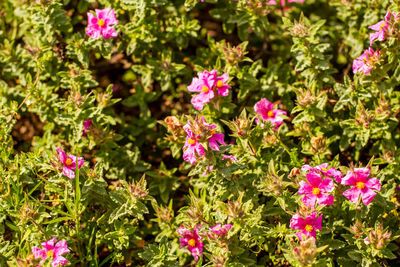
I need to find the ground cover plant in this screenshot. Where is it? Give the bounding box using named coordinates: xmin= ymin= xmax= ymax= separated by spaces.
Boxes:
xmin=1 ymin=0 xmax=400 ymax=266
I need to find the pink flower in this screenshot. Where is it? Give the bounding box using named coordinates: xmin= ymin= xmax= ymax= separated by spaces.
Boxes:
xmin=352 ymin=47 xmax=380 ymax=75
xmin=56 ymin=148 xmax=84 ymax=179
xmin=86 ymin=8 xmax=118 ymax=39
xmin=209 ymin=223 xmax=232 ymax=236
xmin=177 ymin=226 xmax=204 ymax=261
xmin=182 ymin=126 xmax=205 ymax=165
xmin=82 ymin=120 xmax=92 ymax=137
xmin=31 ymin=237 xmax=70 ymax=267
xmin=368 ymin=11 xmax=396 ymax=45
xmin=341 ymin=168 xmax=381 ymax=205
xmin=187 ymin=70 xmax=230 ymax=110
xmin=182 ymin=117 xmax=226 ymax=164
xmin=253 ymin=98 xmax=287 ymax=129
xmin=290 ymin=212 xmax=322 ymax=240
xmin=301 ymin=163 xmax=343 ymax=183
xmin=298 ymin=172 xmax=334 ymax=207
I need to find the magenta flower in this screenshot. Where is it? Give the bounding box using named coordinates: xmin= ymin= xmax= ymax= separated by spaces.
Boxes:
xmin=341 ymin=168 xmax=381 ymax=205
xmin=368 ymin=11 xmax=393 ymax=45
xmin=82 ymin=120 xmax=92 ymax=137
xmin=253 ymin=98 xmax=287 ymax=129
xmin=298 ymin=172 xmax=334 ymax=207
xmin=86 ymin=8 xmax=118 ymax=39
xmin=290 ymin=212 xmax=322 ymax=240
xmin=352 ymin=47 xmax=380 ymax=75
xmin=177 ymin=226 xmax=204 ymax=261
xmin=301 ymin=163 xmax=343 ymax=183
xmin=31 ymin=237 xmax=70 ymax=267
xmin=56 ymin=148 xmax=84 ymax=179
xmin=187 ymin=70 xmax=230 ymax=110
xmin=209 ymin=223 xmax=232 ymax=236
xmin=182 ymin=117 xmax=226 ymax=164
xmin=182 ymin=126 xmax=205 ymax=165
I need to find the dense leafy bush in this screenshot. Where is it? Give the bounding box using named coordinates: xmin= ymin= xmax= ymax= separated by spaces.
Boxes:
xmin=1 ymin=0 xmax=400 ymax=266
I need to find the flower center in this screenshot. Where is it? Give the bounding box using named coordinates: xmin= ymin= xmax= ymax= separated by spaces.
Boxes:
xmin=356 ymin=182 xmax=365 ymax=189
xmin=202 ymin=86 xmax=209 ymax=93
xmin=188 ymin=138 xmax=196 ymax=145
xmin=216 ymin=80 xmax=224 ymax=88
xmin=188 ymin=238 xmax=196 ymax=247
xmin=267 ymin=110 xmax=274 ymax=117
xmin=379 ymin=22 xmax=386 ymax=30
xmin=98 ymin=19 xmax=105 ymax=27
xmin=312 ymin=187 xmax=320 ymax=195
xmin=321 ymin=167 xmax=328 ymax=172
xmin=305 ymin=225 xmax=313 ymax=232
xmin=65 ymin=158 xmax=73 ymax=166
xmin=46 ymin=250 xmax=54 ymax=257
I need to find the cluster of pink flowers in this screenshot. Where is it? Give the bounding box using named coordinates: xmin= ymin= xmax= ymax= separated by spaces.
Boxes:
xmin=56 ymin=148 xmax=84 ymax=179
xmin=291 ymin=164 xmax=381 ymax=240
xmin=183 ymin=117 xmax=226 ymax=164
xmin=177 ymin=223 xmax=232 ymax=261
xmin=32 ymin=237 xmax=70 ymax=267
xmin=187 ymin=70 xmax=230 ymax=110
xmin=353 ymin=11 xmax=399 ymax=75
xmin=253 ymin=98 xmax=287 ymax=130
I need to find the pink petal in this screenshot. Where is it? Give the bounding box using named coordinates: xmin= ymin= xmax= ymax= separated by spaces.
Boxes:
xmin=54 ymin=240 xmax=70 ymax=256
xmin=361 ymin=188 xmax=377 ymax=205
xmin=342 ymin=171 xmax=356 ymax=186
xmin=56 ymin=148 xmax=67 ymax=164
xmin=86 ymin=26 xmax=101 ymax=39
xmin=368 ymin=20 xmax=386 ymax=31
xmin=343 ymin=187 xmax=361 ymax=204
xmin=298 ymin=180 xmax=312 ymax=195
xmin=306 ymin=172 xmax=322 ymax=187
xmin=313 ymin=213 xmax=323 ymax=230
xmin=320 ymin=178 xmax=334 ymax=192
xmin=365 ymin=178 xmax=381 ymax=191
xmin=52 ymin=256 xmax=68 ymax=267
xmin=63 ymin=167 xmax=75 ymax=179
xmin=87 ymin=12 xmax=98 ymax=26
xmin=302 ymin=194 xmax=317 ymax=207
xmin=290 ymin=214 xmax=305 ymax=230
xmin=317 ymin=194 xmax=334 ymax=206
xmin=354 ymin=168 xmax=370 ymax=180
xmin=101 ymin=26 xmax=118 ymax=39
xmin=32 ymin=247 xmax=46 ymax=259
xmin=195 ymin=143 xmax=205 ymax=157
xmin=209 ymin=133 xmax=225 ymax=151
xmin=187 ymin=77 xmax=203 ymax=92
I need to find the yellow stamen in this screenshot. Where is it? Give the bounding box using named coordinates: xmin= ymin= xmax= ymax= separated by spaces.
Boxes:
xmin=312 ymin=188 xmax=320 ymax=195
xmin=65 ymin=158 xmax=73 ymax=166
xmin=202 ymin=86 xmax=209 ymax=93
xmin=46 ymin=250 xmax=54 ymax=257
xmin=379 ymin=22 xmax=386 ymax=30
xmin=188 ymin=238 xmax=196 ymax=247
xmin=98 ymin=19 xmax=105 ymax=27
xmin=188 ymin=138 xmax=196 ymax=145
xmin=216 ymin=80 xmax=224 ymax=88
xmin=267 ymin=110 xmax=274 ymax=117
xmin=356 ymin=182 xmax=365 ymax=189
xmin=305 ymin=225 xmax=313 ymax=232
xmin=321 ymin=167 xmax=328 ymax=172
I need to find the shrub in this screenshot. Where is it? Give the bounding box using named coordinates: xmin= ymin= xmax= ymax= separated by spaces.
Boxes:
xmin=1 ymin=0 xmax=400 ymax=266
